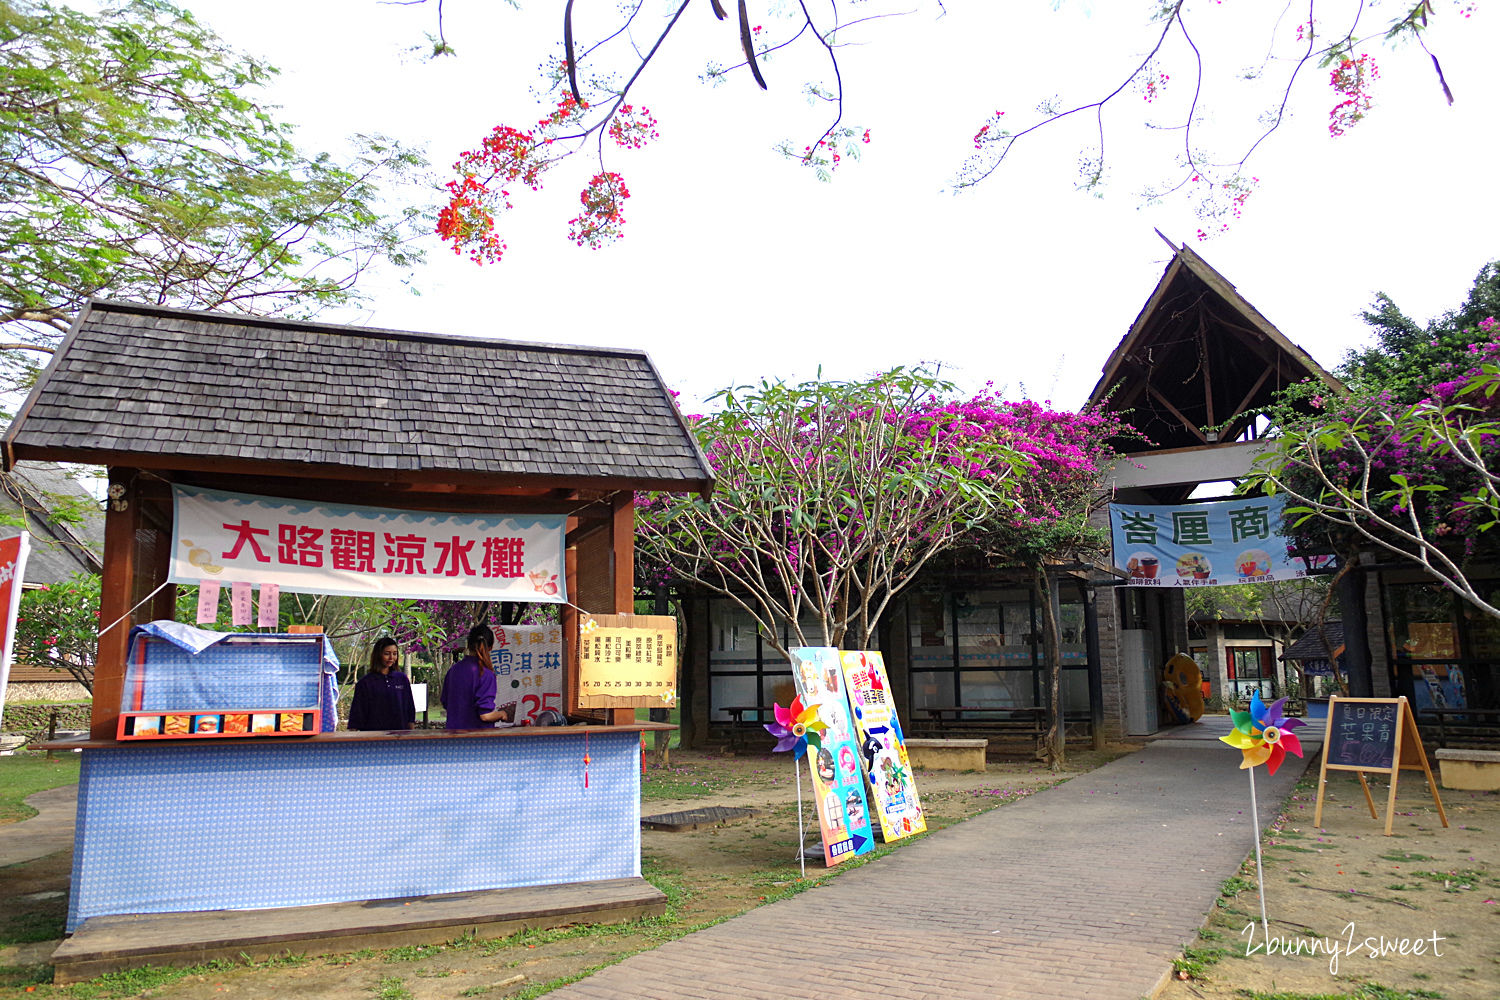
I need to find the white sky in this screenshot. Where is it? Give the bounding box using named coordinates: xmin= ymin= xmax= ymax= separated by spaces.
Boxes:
xmin=181 ymin=1 xmax=1500 ymax=411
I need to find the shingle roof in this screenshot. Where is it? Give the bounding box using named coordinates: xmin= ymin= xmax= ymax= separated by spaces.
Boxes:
xmin=1281 ymin=621 xmax=1345 ymax=661
xmin=0 ymin=461 xmax=105 ymax=582
xmin=3 ymin=301 xmax=714 ymax=492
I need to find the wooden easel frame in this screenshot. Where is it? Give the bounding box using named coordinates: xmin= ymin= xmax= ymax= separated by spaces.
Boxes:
xmin=1313 ymin=695 xmax=1447 ymax=836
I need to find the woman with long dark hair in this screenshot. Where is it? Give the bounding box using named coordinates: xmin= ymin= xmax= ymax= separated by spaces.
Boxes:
xmin=441 ymin=624 xmax=513 ymax=729
xmin=348 ymin=637 xmax=417 ymax=731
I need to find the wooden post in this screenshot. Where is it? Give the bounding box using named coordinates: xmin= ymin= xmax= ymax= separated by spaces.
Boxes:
xmin=1083 ymin=586 xmax=1105 ymax=751
xmin=563 ymin=534 xmax=580 ymax=717
xmin=148 ymin=494 xmax=177 ymax=623
xmin=93 ymin=468 xmax=142 ymax=740
xmin=605 ymin=491 xmax=635 ymax=726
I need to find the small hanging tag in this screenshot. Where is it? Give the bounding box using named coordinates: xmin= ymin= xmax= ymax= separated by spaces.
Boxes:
xmin=196 ymin=580 xmax=221 ymax=625
xmin=230 ymin=582 xmax=253 ymax=625
xmin=258 ymin=583 xmax=280 ymax=628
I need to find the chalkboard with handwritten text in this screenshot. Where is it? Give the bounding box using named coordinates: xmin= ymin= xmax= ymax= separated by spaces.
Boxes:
xmin=1327 ymin=699 xmax=1398 ymax=771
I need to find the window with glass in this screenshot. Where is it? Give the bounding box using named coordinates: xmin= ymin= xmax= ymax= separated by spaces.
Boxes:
xmin=707 ymin=601 xmax=791 ymax=723
xmin=1385 ymin=580 xmax=1498 ymax=712
xmin=1226 ymin=647 xmax=1273 ymax=699
xmin=907 ymin=584 xmax=1093 ymax=719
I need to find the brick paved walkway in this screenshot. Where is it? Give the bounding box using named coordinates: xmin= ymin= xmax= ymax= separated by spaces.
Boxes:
xmin=556 ymin=733 xmax=1320 ymax=1000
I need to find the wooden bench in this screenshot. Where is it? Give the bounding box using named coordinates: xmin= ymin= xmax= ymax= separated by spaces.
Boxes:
xmin=717 ymin=706 xmax=771 ymax=749
xmin=904 ymin=738 xmax=987 ymax=771
xmin=1433 ymin=748 xmax=1500 ymax=791
xmin=912 ymin=706 xmax=1092 ymax=751
xmin=1418 ymin=708 xmax=1500 ymax=749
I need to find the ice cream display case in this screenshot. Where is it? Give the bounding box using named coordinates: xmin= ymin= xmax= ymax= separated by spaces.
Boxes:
xmin=115 ymin=623 xmax=337 ymax=740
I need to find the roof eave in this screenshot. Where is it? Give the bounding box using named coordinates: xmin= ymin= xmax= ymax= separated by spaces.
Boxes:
xmin=7 ymin=444 xmax=713 ymax=496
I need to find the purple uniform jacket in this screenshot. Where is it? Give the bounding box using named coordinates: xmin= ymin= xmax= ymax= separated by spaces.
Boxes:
xmin=348 ymin=669 xmax=416 ymax=731
xmin=442 ymin=655 xmax=496 ymax=729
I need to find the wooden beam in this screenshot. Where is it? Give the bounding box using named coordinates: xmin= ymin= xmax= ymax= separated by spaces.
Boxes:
xmin=93 ymin=469 xmax=141 ymax=740
xmin=1230 ymin=364 xmax=1275 ymax=424
xmin=1198 ymin=314 xmax=1216 ymax=429
xmin=1146 ymin=385 xmax=1210 ymax=444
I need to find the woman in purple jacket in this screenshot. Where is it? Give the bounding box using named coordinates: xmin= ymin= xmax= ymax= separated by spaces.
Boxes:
xmin=441 ymin=625 xmax=513 ymax=729
xmin=348 ymin=637 xmax=416 ymax=731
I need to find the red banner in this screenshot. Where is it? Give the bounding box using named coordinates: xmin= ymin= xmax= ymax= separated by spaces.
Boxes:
xmin=0 ymin=533 xmax=32 ymax=706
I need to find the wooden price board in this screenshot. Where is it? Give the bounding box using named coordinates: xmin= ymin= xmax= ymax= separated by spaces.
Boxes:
xmin=577 ymin=614 xmax=678 ymax=709
xmin=1313 ymin=696 xmax=1447 ymax=836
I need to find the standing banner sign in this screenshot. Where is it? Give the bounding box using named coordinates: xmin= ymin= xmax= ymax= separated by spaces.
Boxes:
xmin=839 ymin=650 xmax=926 ymax=842
xmin=1313 ymin=695 xmax=1447 ymax=836
xmin=790 ymin=647 xmax=875 ymax=866
xmin=577 ymin=614 xmax=678 ymax=708
xmin=0 ymin=534 xmax=31 ymax=707
xmin=1109 ymin=495 xmax=1329 ymax=587
xmin=494 ymin=625 xmax=565 ymax=725
xmin=170 ymin=485 xmax=566 ymax=602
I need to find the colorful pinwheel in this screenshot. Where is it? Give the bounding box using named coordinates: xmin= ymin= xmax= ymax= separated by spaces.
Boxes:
xmin=1220 ymin=692 xmax=1307 ymax=775
xmin=765 ymin=696 xmax=827 ymax=759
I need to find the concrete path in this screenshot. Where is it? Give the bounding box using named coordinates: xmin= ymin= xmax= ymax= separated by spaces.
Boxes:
xmin=555 ymin=728 xmax=1321 ymax=1000
xmin=0 ymin=784 xmax=77 ymax=867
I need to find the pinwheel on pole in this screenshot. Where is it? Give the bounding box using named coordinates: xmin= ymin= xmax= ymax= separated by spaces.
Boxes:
xmin=1219 ymin=692 xmax=1307 ymax=940
xmin=765 ymin=695 xmax=828 ymax=877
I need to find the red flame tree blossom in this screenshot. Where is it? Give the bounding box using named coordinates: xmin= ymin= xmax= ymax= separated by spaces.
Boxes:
xmin=436 ymin=97 xmax=658 ymax=263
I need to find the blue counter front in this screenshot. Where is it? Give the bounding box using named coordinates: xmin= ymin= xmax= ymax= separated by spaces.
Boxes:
xmin=65 ymin=727 xmax=646 ymax=932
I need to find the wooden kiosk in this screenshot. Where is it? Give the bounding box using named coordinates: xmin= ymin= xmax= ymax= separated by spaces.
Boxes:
xmin=2 ymin=301 xmax=713 ymax=978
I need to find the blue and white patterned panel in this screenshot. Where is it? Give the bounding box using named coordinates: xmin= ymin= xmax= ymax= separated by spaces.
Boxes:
xmin=123 ymin=636 xmax=323 ymax=711
xmin=68 ymin=731 xmax=641 ymax=931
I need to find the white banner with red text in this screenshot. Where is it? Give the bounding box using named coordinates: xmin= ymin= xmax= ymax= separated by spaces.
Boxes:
xmin=493 ymin=624 xmax=565 ymax=724
xmin=169 ymin=486 xmax=567 ymax=602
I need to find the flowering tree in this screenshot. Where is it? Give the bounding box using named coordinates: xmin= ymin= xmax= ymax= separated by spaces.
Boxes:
xmin=13 ymin=574 xmax=100 ymax=690
xmin=638 ymin=367 xmax=1026 ymax=657
xmin=1247 ymin=318 xmax=1500 ymax=620
xmin=423 ymin=1 xmax=1472 ymax=258
xmin=1339 ymin=260 xmax=1500 ymax=403
xmin=949 ymin=396 xmax=1136 ymax=767
xmin=0 ymin=0 xmax=427 ymax=389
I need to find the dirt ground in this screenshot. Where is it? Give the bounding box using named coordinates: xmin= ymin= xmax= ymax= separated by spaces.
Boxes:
xmin=0 ymin=746 xmax=1122 ymax=1000
xmin=1157 ymin=765 xmax=1500 ymax=1000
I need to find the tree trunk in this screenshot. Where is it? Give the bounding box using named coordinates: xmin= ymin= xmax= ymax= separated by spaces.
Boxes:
xmin=1035 ymin=565 xmax=1065 ymax=771
xmin=649 ymin=589 xmax=672 ymax=766
xmin=1336 ymin=558 xmax=1375 ymax=698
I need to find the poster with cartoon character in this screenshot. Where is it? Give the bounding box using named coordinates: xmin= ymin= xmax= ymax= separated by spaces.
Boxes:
xmin=790 ymin=647 xmax=876 ymax=866
xmin=839 ymin=650 xmax=926 ymax=842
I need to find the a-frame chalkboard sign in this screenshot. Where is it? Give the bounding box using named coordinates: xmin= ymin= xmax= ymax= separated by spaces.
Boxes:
xmin=1313 ymin=696 xmax=1447 ymax=836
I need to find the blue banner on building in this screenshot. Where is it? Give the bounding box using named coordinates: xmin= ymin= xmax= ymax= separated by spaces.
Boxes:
xmin=1109 ymin=496 xmax=1325 ymax=587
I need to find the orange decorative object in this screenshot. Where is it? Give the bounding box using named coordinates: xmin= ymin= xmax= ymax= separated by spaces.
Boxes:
xmin=1162 ymin=653 xmax=1206 ymax=723
xmin=279 ymin=713 xmax=304 ymax=733
xmin=164 ymin=714 xmax=191 ymax=735
xmin=224 ymin=714 xmax=250 ymax=734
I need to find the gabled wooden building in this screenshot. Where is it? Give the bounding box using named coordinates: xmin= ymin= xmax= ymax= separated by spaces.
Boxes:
xmin=4 ymin=299 xmax=715 ymax=974
xmin=676 ymin=237 xmax=1351 ymax=747
xmin=1087 ymin=236 xmax=1345 ymax=735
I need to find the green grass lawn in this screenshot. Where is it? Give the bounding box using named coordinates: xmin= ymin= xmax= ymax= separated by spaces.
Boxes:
xmin=0 ymin=752 xmax=81 ymax=823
